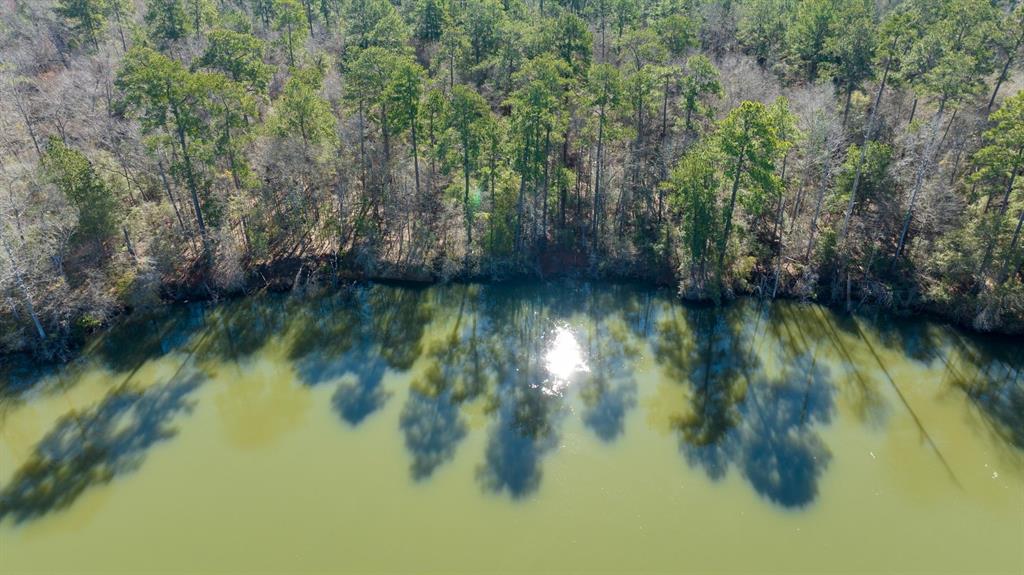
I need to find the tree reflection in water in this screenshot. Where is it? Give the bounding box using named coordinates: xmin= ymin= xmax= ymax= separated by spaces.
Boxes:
xmin=474 ymin=286 xmax=566 ymax=498
xmin=579 ymin=308 xmax=640 ymax=442
xmin=655 ymin=302 xmax=834 ymax=508
xmin=288 ymin=285 xmax=433 ymax=426
xmin=94 ymin=303 xmax=207 ymax=376
xmin=0 ymin=375 xmax=203 ymax=524
xmin=10 ymin=282 xmax=1022 ymax=519
xmin=399 ymin=286 xmax=489 ymax=480
xmin=400 ymin=389 xmax=467 ymax=480
xmin=740 ymin=348 xmax=834 ymax=508
xmin=944 ymin=335 xmax=1024 ymax=452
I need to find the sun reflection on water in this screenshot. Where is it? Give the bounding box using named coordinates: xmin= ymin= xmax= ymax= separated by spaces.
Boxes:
xmin=541 ymin=326 xmax=589 ymax=395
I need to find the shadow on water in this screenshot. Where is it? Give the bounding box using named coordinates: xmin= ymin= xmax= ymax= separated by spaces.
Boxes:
xmin=0 ymin=374 xmax=204 ymax=524
xmin=655 ymin=302 xmax=835 ymax=509
xmin=8 ymin=280 xmax=1021 ymax=514
xmin=470 ymin=282 xmax=658 ymax=496
xmin=397 ymin=282 xmax=650 ymax=489
xmin=398 ymin=285 xmax=490 ymax=480
xmin=0 ymin=356 xmax=61 ymax=399
xmin=477 ymin=380 xmax=563 ymax=499
xmin=943 ymin=333 xmax=1024 ymax=452
xmin=199 ymin=296 xmax=290 ymax=363
xmin=780 ymin=303 xmax=888 ymax=428
xmin=287 ymin=285 xmax=433 ymax=426
xmin=741 ymin=351 xmax=834 ymax=508
xmin=400 ymin=389 xmax=467 ymax=480
xmin=579 ymin=301 xmax=640 ymax=443
xmin=473 ymin=285 xmax=572 ymax=498
xmin=97 ymin=304 xmax=208 ymax=373
xmin=0 ymin=303 xmax=207 ymax=406
xmin=581 ymin=377 xmax=636 ymax=442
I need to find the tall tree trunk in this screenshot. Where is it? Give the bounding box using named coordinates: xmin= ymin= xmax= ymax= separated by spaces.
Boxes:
xmin=937 ymin=108 xmax=959 ymax=150
xmin=998 ymin=208 xmax=1024 ymax=286
xmin=1 ymin=234 xmax=46 ymax=341
xmin=171 ymin=106 xmax=209 ymax=254
xmin=841 ymin=84 xmax=853 ymax=128
xmin=560 ymin=136 xmax=569 ymax=230
xmin=661 ymin=79 xmax=670 ymax=138
xmin=839 ymin=38 xmax=895 ymax=246
xmin=515 ymin=133 xmax=531 ymax=253
xmin=449 ymin=51 xmax=455 ymax=91
xmin=13 ymin=90 xmax=42 ymax=158
xmin=979 ymin=148 xmax=1023 ymax=278
xmin=717 ymin=151 xmax=745 ymax=277
xmin=158 ymin=157 xmax=190 ymax=238
xmin=987 ymin=28 xmax=1022 ymax=114
xmin=806 ymin=163 xmax=831 ymax=261
xmin=592 ymin=108 xmax=605 ymax=254
xmin=488 ymin=140 xmax=496 ymax=252
xmin=771 ymin=189 xmax=786 ymax=298
xmin=411 ymin=117 xmax=421 ymax=203
xmin=123 ymin=226 xmax=137 ymax=261
xmin=464 ymin=146 xmax=472 ymax=247
xmin=358 ymin=104 xmax=368 ymax=210
xmin=540 ymin=126 xmax=551 ymax=248
xmin=113 ymin=2 xmax=128 ymax=52
xmin=286 ymin=24 xmax=296 ymax=66
xmin=224 ymin=111 xmax=242 ymax=190
xmin=894 ymin=96 xmax=947 ymax=262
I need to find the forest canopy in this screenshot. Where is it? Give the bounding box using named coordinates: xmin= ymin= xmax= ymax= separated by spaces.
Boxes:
xmin=1 ymin=0 xmax=1023 ymax=356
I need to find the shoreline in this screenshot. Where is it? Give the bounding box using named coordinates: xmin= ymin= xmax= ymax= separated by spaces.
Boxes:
xmin=7 ymin=255 xmax=1021 ymax=366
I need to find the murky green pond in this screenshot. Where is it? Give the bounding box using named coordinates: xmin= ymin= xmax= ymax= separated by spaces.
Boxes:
xmin=1 ymin=282 xmax=1022 ymax=574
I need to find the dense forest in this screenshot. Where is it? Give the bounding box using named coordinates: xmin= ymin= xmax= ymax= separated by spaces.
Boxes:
xmin=1 ymin=0 xmax=1022 ymax=356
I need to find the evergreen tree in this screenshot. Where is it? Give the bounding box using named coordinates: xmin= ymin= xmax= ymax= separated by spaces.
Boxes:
xmin=41 ymin=137 xmax=119 ymax=248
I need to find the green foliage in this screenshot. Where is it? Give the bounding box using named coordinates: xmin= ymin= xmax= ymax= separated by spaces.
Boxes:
xmin=679 ymin=54 xmax=722 ymax=131
xmin=830 ymin=141 xmax=892 ymax=218
xmin=345 ymin=47 xmax=426 ymax=159
xmin=272 ymin=61 xmax=336 ymax=147
xmin=442 ymin=85 xmax=493 ymax=244
xmin=462 ymin=0 xmax=505 ymax=71
xmin=716 ymin=100 xmax=791 ymax=216
xmin=902 ymin=0 xmax=1000 ymax=103
xmin=207 ymin=75 xmax=260 ymax=188
xmin=653 ymin=12 xmax=696 ymax=57
xmin=552 ymin=10 xmax=592 ymax=79
xmin=588 ymin=62 xmax=624 ymax=112
xmin=416 ymin=0 xmax=443 ymax=42
xmin=737 ymin=0 xmax=792 ymax=65
xmin=197 ymin=28 xmax=272 ymax=93
xmin=145 ymin=0 xmax=209 ymax=45
xmin=41 ymin=137 xmax=119 ymax=247
xmin=785 ymin=0 xmax=836 ymax=81
xmin=824 ymin=0 xmax=876 ymax=95
xmin=54 ymin=0 xmax=108 ymax=49
xmin=13 ymin=0 xmax=1024 ymax=357
xmin=273 ymin=0 xmax=307 ymax=66
xmin=665 ymin=144 xmax=723 ymax=293
xmin=117 ymin=46 xmax=227 ymax=236
xmin=967 ymin=91 xmax=1024 ymax=283
xmin=387 ymin=57 xmax=426 ymax=137
xmin=344 ymin=0 xmax=408 ymax=52
xmin=974 ymin=92 xmax=1024 ymax=184
xmin=508 ymin=55 xmax=568 ymax=181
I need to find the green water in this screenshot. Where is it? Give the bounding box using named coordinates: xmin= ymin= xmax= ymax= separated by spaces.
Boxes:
xmin=1 ymin=282 xmax=1022 ymax=574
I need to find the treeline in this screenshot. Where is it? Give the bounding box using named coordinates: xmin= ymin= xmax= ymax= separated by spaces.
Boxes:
xmin=0 ymin=0 xmax=1022 ymax=356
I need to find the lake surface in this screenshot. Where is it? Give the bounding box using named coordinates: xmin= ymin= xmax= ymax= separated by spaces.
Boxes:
xmin=1 ymin=282 xmax=1022 ymax=574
